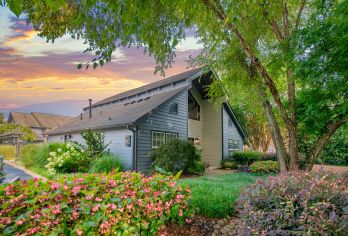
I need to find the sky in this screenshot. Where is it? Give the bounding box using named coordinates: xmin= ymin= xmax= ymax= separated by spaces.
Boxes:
xmin=0 ymin=7 xmax=202 ymax=119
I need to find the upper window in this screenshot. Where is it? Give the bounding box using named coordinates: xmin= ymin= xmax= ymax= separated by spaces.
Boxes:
xmin=188 ymin=93 xmax=200 ymax=120
xmin=169 ymin=103 xmax=178 ymax=114
xmin=152 ymin=131 xmax=178 ymax=149
xmin=228 ymin=118 xmax=233 ymax=127
xmin=228 ymin=139 xmax=239 ymax=156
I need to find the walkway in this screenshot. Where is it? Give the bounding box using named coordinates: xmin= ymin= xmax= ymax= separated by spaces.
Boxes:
xmin=3 ymin=162 xmax=33 ymax=183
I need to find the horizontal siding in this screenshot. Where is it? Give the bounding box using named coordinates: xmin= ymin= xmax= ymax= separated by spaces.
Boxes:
xmin=201 ymin=101 xmax=222 ymax=167
xmin=136 ymin=90 xmax=188 ymax=172
xmin=104 ymin=129 xmax=133 ymax=170
xmin=48 ymin=130 xmax=134 ymax=170
xmin=222 ymin=107 xmax=243 ymax=158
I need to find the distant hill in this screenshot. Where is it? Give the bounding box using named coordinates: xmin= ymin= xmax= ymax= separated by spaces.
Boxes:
xmin=0 ymin=100 xmax=87 ymax=120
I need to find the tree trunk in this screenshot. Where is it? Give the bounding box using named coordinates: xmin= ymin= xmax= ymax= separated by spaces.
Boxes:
xmin=257 ymin=83 xmax=288 ymax=172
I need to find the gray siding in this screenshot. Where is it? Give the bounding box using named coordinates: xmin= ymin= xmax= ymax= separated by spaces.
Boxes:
xmin=136 ymin=90 xmax=188 ymax=172
xmin=222 ymin=106 xmax=243 ymax=158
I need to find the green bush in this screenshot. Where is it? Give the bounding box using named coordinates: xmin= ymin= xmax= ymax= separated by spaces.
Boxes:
xmin=20 ymin=143 xmax=65 ymax=169
xmin=250 ymin=160 xmax=280 ymax=173
xmin=221 ymin=160 xmax=237 ymax=169
xmin=151 ymin=139 xmax=204 ymax=175
xmin=231 ymin=151 xmax=262 ymax=165
xmin=74 ymin=130 xmax=109 ymax=159
xmin=262 ymin=153 xmax=277 ymax=161
xmin=237 ymin=171 xmax=348 ymax=235
xmin=89 ymin=153 xmax=123 ymax=173
xmin=0 ymin=145 xmax=15 ymax=160
xmin=0 ymin=172 xmax=192 ymax=235
xmin=45 ymin=142 xmax=89 ymax=174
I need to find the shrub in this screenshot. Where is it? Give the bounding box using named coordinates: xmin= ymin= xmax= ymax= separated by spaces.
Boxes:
xmin=237 ymin=171 xmax=348 ymax=235
xmin=187 ymin=161 xmax=206 ymax=176
xmin=231 ymin=151 xmax=262 ymax=165
xmin=250 ymin=160 xmax=279 ymax=173
xmin=0 ymin=145 xmax=15 ymax=160
xmin=89 ymin=153 xmax=123 ymax=173
xmin=74 ymin=130 xmax=109 ymax=159
xmin=151 ymin=139 xmax=203 ymax=174
xmin=20 ymin=143 xmax=66 ymax=169
xmin=0 ymin=171 xmax=192 ymax=235
xmin=221 ymin=160 xmax=237 ymax=169
xmin=262 ymin=153 xmax=277 ymax=161
xmin=45 ymin=142 xmax=89 ymax=174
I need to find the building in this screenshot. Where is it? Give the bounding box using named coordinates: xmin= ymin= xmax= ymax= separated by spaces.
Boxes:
xmin=46 ymin=68 xmax=246 ymax=172
xmin=7 ymin=112 xmax=72 ymax=141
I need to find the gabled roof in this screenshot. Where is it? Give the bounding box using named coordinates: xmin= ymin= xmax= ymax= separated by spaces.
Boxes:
xmin=223 ymin=102 xmax=247 ymax=141
xmin=88 ymin=67 xmax=203 ymax=109
xmin=46 ymin=87 xmax=187 ymax=135
xmin=8 ymin=112 xmax=72 ymax=129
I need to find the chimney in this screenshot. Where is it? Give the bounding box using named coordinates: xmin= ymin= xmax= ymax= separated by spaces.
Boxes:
xmin=88 ymin=99 xmax=92 ymax=118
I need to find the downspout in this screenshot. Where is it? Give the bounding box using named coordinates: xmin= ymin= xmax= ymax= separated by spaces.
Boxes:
xmin=127 ymin=124 xmax=138 ymax=172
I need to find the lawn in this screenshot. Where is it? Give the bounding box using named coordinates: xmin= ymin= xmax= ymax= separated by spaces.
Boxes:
xmin=179 ymin=173 xmax=266 ymax=218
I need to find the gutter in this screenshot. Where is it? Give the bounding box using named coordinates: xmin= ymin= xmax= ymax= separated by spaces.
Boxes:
xmin=127 ymin=124 xmax=138 ymax=172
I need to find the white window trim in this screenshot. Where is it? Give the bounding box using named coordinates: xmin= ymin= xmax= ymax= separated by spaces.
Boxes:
xmin=152 ymin=131 xmax=178 ymax=149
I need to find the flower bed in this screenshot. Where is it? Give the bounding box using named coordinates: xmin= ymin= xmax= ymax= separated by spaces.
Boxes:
xmin=0 ymin=171 xmax=192 ymax=235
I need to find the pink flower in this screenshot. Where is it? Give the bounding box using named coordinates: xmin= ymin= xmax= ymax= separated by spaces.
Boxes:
xmin=127 ymin=205 xmax=133 ymax=210
xmin=16 ymin=219 xmax=25 ymax=225
xmin=51 ymin=183 xmax=59 ymax=190
xmin=85 ymin=195 xmax=93 ymax=200
xmin=169 ymin=182 xmax=176 ymax=188
xmin=52 ymin=204 xmax=61 ymax=215
xmin=179 ymin=209 xmax=183 ymax=217
xmin=26 ymin=226 xmax=39 ymax=235
xmin=145 ymin=188 xmax=150 ymax=193
xmin=76 ymin=230 xmax=83 ymax=236
xmin=95 ymin=197 xmax=102 ymax=202
xmin=185 ymin=218 xmax=192 ymax=224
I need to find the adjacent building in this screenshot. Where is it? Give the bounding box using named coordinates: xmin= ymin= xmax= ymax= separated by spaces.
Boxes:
xmin=46 ymin=68 xmax=246 ymax=171
xmin=7 ymin=112 xmax=72 ymax=141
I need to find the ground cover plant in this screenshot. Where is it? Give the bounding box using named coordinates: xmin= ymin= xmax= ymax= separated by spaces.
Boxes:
xmin=237 ymin=171 xmax=348 ymax=235
xmin=0 ymin=171 xmax=192 ymax=235
xmin=179 ymin=173 xmax=265 ymax=218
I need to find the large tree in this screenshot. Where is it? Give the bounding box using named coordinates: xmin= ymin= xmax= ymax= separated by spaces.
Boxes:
xmin=3 ymin=0 xmax=347 ymax=171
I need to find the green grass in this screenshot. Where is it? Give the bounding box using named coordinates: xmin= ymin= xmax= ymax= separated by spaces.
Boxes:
xmin=179 ymin=173 xmax=267 ymax=218
xmin=0 ymin=145 xmax=16 ymax=160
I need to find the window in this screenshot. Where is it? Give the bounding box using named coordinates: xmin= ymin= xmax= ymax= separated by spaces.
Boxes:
xmin=188 ymin=93 xmax=200 ymax=120
xmin=228 ymin=118 xmax=233 ymax=127
xmin=228 ymin=139 xmax=239 ymax=156
xmin=169 ymin=103 xmax=178 ymax=114
xmin=152 ymin=131 xmax=178 ymax=149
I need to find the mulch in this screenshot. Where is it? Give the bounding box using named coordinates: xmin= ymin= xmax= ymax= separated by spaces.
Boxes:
xmin=158 ymin=216 xmax=221 ymax=236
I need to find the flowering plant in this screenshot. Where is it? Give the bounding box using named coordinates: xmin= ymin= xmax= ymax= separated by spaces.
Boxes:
xmin=237 ymin=171 xmax=348 ymax=235
xmin=0 ymin=171 xmax=192 ymax=235
xmin=45 ymin=142 xmax=89 ymax=174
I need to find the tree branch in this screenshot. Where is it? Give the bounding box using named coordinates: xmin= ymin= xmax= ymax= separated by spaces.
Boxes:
xmin=295 ymin=0 xmax=306 ymax=30
xmin=308 ymin=116 xmax=348 ymax=169
xmin=201 ymin=0 xmax=292 ymax=128
xmin=282 ymin=0 xmax=290 ymax=38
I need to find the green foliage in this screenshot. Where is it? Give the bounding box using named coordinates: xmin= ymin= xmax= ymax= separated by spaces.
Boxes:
xmin=250 ymin=160 xmax=279 ymax=173
xmin=0 ymin=172 xmax=192 ymax=235
xmin=221 ymin=160 xmax=237 ymax=169
xmin=0 ymin=113 xmax=4 ymax=123
xmin=179 ymin=173 xmax=265 ymax=218
xmin=0 ymin=145 xmax=16 ymax=160
xmin=316 ymin=125 xmax=348 ymax=166
xmin=237 ymin=171 xmax=348 ymax=235
xmin=150 ymin=139 xmax=203 ymax=175
xmin=231 ymin=151 xmax=263 ymax=165
xmin=0 ymin=123 xmax=36 ymax=141
xmin=45 ymin=142 xmax=89 ymax=174
xmin=74 ymin=130 xmax=109 ymax=159
xmin=19 ymin=143 xmax=65 ymax=169
xmin=89 ymin=152 xmax=123 ymax=173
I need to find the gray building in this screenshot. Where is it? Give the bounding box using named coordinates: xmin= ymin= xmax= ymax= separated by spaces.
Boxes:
xmin=46 ymin=68 xmax=246 ymax=172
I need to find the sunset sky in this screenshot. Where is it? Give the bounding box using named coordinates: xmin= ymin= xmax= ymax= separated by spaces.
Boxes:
xmin=0 ymin=7 xmax=202 ymax=118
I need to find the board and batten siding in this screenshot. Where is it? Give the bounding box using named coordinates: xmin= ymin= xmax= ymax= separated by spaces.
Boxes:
xmin=222 ymin=106 xmax=243 ymax=158
xmin=136 ymin=90 xmax=188 ymax=172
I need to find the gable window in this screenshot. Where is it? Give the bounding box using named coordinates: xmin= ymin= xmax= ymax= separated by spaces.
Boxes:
xmin=188 ymin=93 xmax=200 ymax=120
xmin=152 ymin=131 xmax=178 ymax=149
xmin=228 ymin=139 xmax=239 ymax=156
xmin=169 ymin=103 xmax=178 ymax=114
xmin=228 ymin=118 xmax=233 ymax=127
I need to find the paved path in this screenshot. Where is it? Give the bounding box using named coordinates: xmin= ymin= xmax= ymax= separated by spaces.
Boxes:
xmin=3 ymin=162 xmax=33 ymax=183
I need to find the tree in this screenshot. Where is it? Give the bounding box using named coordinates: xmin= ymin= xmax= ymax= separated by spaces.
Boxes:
xmin=3 ymin=0 xmax=347 ymax=171
xmin=0 ymin=123 xmax=36 ymax=141
xmin=0 ymin=113 xmax=4 ymax=124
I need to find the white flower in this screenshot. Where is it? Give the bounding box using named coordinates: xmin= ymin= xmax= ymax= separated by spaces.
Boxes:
xmin=49 ymin=152 xmax=56 ymax=157
xmin=57 ymin=148 xmax=62 ymax=152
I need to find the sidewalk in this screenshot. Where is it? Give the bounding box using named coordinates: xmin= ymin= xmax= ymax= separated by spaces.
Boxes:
xmin=4 ymin=160 xmax=47 ymax=182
